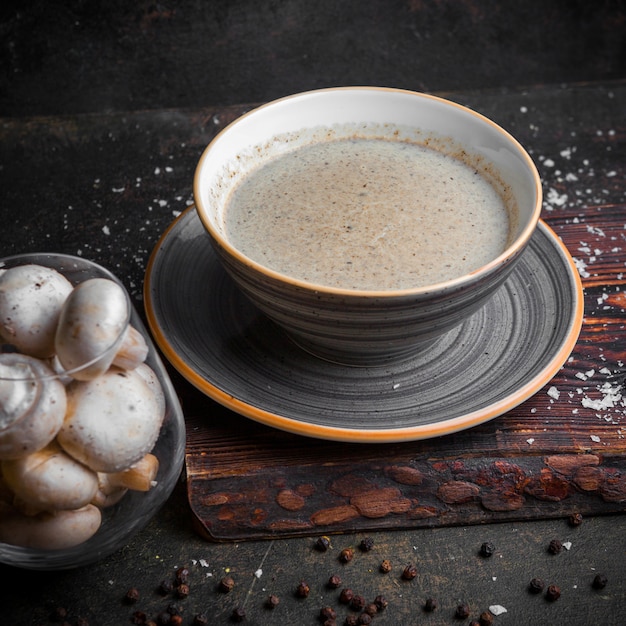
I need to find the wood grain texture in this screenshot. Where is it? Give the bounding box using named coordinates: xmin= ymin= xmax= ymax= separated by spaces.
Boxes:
xmin=186 ymin=203 xmax=626 ymax=541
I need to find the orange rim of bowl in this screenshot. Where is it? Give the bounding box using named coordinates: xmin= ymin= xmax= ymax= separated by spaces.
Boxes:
xmin=144 ymin=211 xmax=583 ymax=444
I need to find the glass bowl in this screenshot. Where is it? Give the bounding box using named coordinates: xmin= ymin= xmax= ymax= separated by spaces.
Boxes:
xmin=0 ymin=253 xmax=185 ymax=570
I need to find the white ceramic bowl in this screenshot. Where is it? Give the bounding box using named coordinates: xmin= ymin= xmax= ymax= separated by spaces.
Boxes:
xmin=194 ymin=87 xmax=542 ymax=365
xmin=0 ymin=253 xmax=185 ymax=570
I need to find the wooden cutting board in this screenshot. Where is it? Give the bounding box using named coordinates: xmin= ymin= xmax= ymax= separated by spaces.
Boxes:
xmin=185 ymin=203 xmax=626 ymax=542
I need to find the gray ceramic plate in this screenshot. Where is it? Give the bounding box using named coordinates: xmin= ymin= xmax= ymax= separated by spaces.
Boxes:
xmin=145 ymin=207 xmax=583 ymax=443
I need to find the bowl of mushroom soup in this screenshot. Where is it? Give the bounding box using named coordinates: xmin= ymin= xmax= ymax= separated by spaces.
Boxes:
xmin=0 ymin=253 xmax=185 ymax=570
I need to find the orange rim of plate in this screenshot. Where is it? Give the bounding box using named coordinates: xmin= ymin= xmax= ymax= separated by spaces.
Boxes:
xmin=144 ymin=208 xmax=584 ymax=443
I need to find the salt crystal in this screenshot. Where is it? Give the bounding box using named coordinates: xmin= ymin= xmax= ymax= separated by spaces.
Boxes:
xmin=527 ymin=438 xmax=535 ymax=445
xmin=563 ymin=541 xmax=572 ymax=550
xmin=547 ymin=386 xmax=560 ymax=400
xmin=489 ymin=605 xmax=508 ymax=616
xmin=590 ymin=435 xmax=601 ymax=443
xmin=544 ymin=158 xmax=555 ymax=167
xmin=102 ymin=225 xmax=110 ymax=236
xmin=254 ymin=568 xmax=263 ymax=578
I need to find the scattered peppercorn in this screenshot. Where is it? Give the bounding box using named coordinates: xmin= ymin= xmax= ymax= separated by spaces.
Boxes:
xmin=359 ymin=537 xmax=375 ymax=552
xmin=156 ymin=611 xmax=172 ymax=625
xmin=316 ymin=536 xmax=332 ymax=552
xmin=528 ymin=577 xmax=545 ymax=594
xmin=124 ymin=587 xmax=140 ymax=604
xmin=357 ymin=613 xmax=372 ymax=625
xmin=322 ymin=620 xmax=336 ymax=626
xmin=175 ymin=583 xmax=190 ymax=599
xmin=231 ymin=607 xmax=246 ymax=622
xmin=455 ymin=603 xmax=471 ymax=619
xmin=548 ymin=539 xmax=563 ymax=554
xmin=193 ymin=614 xmax=209 ymax=625
xmin=569 ymin=512 xmax=584 ymax=527
xmin=592 ymin=573 xmax=608 ymax=589
xmin=170 ymin=616 xmax=183 ymax=626
xmin=175 ymin=566 xmax=190 ymax=585
xmin=344 ymin=616 xmax=359 ymax=626
xmin=320 ymin=606 xmax=337 ymax=620
xmin=469 ymin=621 xmax=481 ymax=626
xmin=379 ymin=559 xmax=392 ymax=573
xmin=50 ymin=607 xmax=69 ymax=622
xmin=350 ymin=595 xmax=366 ymax=611
xmin=158 ymin=579 xmax=174 ymax=596
xmin=546 ymin=584 xmax=561 ymax=601
xmin=327 ymin=574 xmax=342 ymax=589
xmin=130 ymin=606 xmax=144 ymax=622
xmin=479 ymin=610 xmax=494 ymax=626
xmin=479 ymin=541 xmax=495 ymax=557
xmin=219 ymin=576 xmax=235 ymax=593
xmin=423 ymin=597 xmax=438 ymax=612
xmin=363 ymin=603 xmax=378 ymax=616
xmin=296 ymin=580 xmax=310 ymax=598
xmin=373 ymin=595 xmax=388 ymax=610
xmin=266 ymin=594 xmax=280 ymax=609
xmin=401 ymin=564 xmax=417 ymax=580
xmin=76 ymin=619 xmax=89 ymax=626
xmin=339 ymin=547 xmax=355 ymax=563
xmin=339 ymin=588 xmax=354 ymax=604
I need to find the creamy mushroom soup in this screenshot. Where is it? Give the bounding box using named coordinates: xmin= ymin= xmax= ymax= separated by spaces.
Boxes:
xmin=225 ymin=137 xmax=515 ymax=290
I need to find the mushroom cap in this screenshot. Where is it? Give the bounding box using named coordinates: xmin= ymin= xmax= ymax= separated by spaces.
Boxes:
xmin=0 ymin=354 xmax=67 ymax=460
xmin=55 ymin=278 xmax=130 ymax=380
xmin=0 ymin=503 xmax=102 ymax=549
xmin=57 ymin=367 xmax=163 ymax=473
xmin=2 ymin=440 xmax=99 ymax=511
xmin=0 ymin=264 xmax=73 ymax=358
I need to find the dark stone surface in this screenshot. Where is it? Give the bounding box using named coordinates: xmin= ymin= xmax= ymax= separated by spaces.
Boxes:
xmin=0 ymin=0 xmax=625 ymax=116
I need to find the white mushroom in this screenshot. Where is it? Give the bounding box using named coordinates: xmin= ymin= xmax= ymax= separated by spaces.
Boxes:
xmin=0 ymin=353 xmax=67 ymax=460
xmin=0 ymin=264 xmax=73 ymax=358
xmin=2 ymin=440 xmax=99 ymax=512
xmin=92 ymin=452 xmax=160 ymax=507
xmin=54 ymin=278 xmax=148 ymax=380
xmin=134 ymin=363 xmax=166 ymax=422
xmin=0 ymin=503 xmax=102 ymax=549
xmin=57 ymin=367 xmax=163 ymax=473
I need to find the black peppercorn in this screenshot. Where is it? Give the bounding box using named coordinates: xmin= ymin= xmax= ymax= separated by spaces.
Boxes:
xmin=455 ymin=603 xmax=471 ymax=619
xmin=547 ymin=538 xmax=563 ymax=554
xmin=359 ymin=537 xmax=375 ymax=552
xmin=363 ymin=603 xmax=378 ymax=616
xmin=569 ymin=512 xmax=583 ymax=527
xmin=339 ymin=588 xmax=354 ymax=604
xmin=379 ymin=559 xmax=392 ymax=573
xmin=296 ymin=580 xmax=310 ymax=598
xmin=357 ymin=613 xmax=372 ymax=625
xmin=193 ymin=614 xmax=209 ymax=625
xmin=469 ymin=621 xmax=481 ymax=626
xmin=175 ymin=583 xmax=190 ymax=599
xmin=529 ymin=577 xmax=545 ymax=594
xmin=76 ymin=619 xmax=89 ymax=626
xmin=156 ymin=611 xmax=172 ymax=625
xmin=50 ymin=607 xmax=68 ymax=622
xmin=373 ymin=595 xmax=388 ymax=610
xmin=479 ymin=541 xmax=495 ymax=557
xmin=401 ymin=564 xmax=417 ymax=580
xmin=131 ymin=611 xmax=147 ymax=625
xmin=266 ymin=594 xmax=280 ymax=609
xmin=327 ymin=574 xmax=342 ymax=589
xmin=231 ymin=607 xmax=246 ymax=622
xmin=546 ymin=584 xmax=561 ymax=601
xmin=320 ymin=606 xmax=337 ymax=620
xmin=170 ymin=616 xmax=183 ymax=626
xmin=175 ymin=566 xmax=190 ymax=585
xmin=219 ymin=576 xmax=235 ymax=593
xmin=344 ymin=616 xmax=359 ymax=626
xmin=339 ymin=547 xmax=355 ymax=563
xmin=592 ymin=573 xmax=608 ymax=589
xmin=158 ymin=579 xmax=174 ymax=596
xmin=124 ymin=587 xmax=140 ymax=604
xmin=479 ymin=610 xmax=494 ymax=625
xmin=350 ymin=595 xmax=366 ymax=611
xmin=423 ymin=597 xmax=437 ymax=612
xmin=316 ymin=536 xmax=332 ymax=551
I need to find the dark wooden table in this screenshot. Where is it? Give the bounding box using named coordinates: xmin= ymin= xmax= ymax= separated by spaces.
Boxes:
xmin=1 ymin=80 xmax=625 ymax=625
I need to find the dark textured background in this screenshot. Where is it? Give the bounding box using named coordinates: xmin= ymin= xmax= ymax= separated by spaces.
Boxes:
xmin=1 ymin=0 xmax=625 ymax=117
